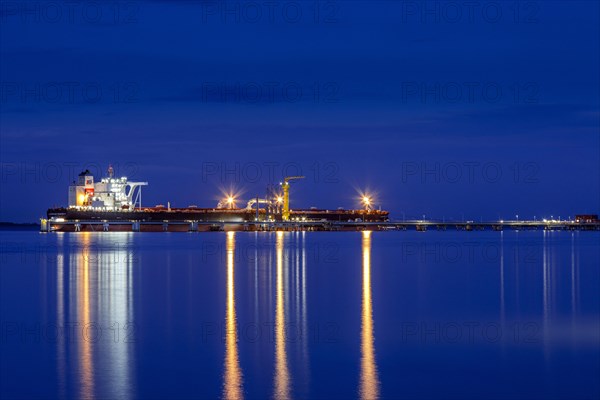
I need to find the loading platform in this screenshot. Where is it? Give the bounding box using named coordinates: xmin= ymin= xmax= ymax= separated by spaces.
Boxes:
xmin=40 ymin=219 xmax=600 ymax=233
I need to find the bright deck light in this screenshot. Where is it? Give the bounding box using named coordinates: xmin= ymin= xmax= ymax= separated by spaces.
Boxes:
xmin=362 ymin=195 xmax=372 ymax=210
xmin=226 ymin=196 xmax=235 ymax=209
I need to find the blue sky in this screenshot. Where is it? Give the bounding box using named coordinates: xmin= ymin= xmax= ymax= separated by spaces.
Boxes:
xmin=1 ymin=0 xmax=598 ymax=221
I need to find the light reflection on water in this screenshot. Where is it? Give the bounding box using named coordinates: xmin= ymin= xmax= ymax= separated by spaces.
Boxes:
xmin=1 ymin=230 xmax=599 ymax=399
xmin=54 ymin=232 xmax=136 ymax=399
xmin=274 ymin=231 xmax=291 ymax=399
xmin=77 ymin=233 xmax=93 ymax=400
xmin=223 ymin=232 xmax=243 ymax=400
xmin=360 ymin=231 xmax=379 ymax=400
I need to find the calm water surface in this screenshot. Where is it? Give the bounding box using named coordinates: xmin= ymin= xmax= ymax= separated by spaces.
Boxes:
xmin=1 ymin=230 xmax=599 ymax=399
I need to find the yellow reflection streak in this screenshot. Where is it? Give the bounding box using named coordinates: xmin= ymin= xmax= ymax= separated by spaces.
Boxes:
xmin=223 ymin=232 xmax=243 ymax=400
xmin=274 ymin=231 xmax=291 ymax=399
xmin=79 ymin=233 xmax=94 ymax=399
xmin=360 ymin=231 xmax=379 ymax=400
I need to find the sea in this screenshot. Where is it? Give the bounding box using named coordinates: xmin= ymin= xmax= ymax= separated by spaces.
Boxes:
xmin=1 ymin=229 xmax=599 ymax=399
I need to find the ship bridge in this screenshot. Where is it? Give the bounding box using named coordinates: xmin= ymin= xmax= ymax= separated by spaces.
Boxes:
xmin=68 ymin=167 xmax=148 ymax=211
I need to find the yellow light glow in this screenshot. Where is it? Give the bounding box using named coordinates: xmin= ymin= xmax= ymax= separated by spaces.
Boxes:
xmin=360 ymin=230 xmax=379 ymax=400
xmin=276 ymin=196 xmax=283 ymax=204
xmin=79 ymin=233 xmax=94 ymax=398
xmin=274 ymin=231 xmax=290 ymax=399
xmin=218 ymin=187 xmax=243 ymax=209
xmin=224 ymin=195 xmax=237 ymax=209
xmin=223 ymin=232 xmax=243 ymax=400
xmin=361 ymin=194 xmax=373 ymax=210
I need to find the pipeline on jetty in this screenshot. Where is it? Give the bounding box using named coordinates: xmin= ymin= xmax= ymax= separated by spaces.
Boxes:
xmin=40 ymin=219 xmax=600 ymax=233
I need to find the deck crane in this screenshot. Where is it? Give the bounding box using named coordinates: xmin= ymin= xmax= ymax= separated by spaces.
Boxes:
xmin=281 ymin=176 xmax=305 ymax=221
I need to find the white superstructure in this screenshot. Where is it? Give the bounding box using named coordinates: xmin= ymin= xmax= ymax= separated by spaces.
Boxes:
xmin=68 ymin=165 xmax=148 ymax=211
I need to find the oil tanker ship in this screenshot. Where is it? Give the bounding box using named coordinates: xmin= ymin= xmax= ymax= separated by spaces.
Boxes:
xmin=43 ymin=166 xmax=389 ymax=232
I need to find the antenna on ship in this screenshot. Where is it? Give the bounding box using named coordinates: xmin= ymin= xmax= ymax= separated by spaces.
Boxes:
xmin=108 ymin=164 xmax=114 ymax=178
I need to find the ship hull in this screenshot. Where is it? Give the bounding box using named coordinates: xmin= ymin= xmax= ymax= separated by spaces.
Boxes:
xmin=45 ymin=207 xmax=390 ymax=232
